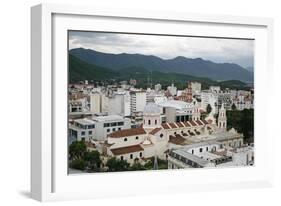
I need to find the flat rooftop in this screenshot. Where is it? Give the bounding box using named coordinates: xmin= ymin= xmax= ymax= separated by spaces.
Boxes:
xmin=74 ymin=118 xmax=95 ymax=125
xmin=92 ymin=115 xmax=126 ymax=122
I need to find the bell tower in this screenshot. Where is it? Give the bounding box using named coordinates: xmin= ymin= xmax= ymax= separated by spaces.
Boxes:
xmin=218 ymin=104 xmax=227 ymax=131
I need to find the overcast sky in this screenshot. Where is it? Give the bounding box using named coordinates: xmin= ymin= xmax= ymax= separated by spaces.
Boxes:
xmin=69 ymin=31 xmax=254 ymax=68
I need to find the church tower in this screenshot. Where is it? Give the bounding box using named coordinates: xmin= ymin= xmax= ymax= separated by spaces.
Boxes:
xmin=218 ymin=103 xmax=227 ymax=131
xmin=143 ymin=103 xmax=161 ymax=132
xmin=192 ymin=102 xmax=201 ymax=121
xmin=186 ymin=82 xmax=193 ymax=103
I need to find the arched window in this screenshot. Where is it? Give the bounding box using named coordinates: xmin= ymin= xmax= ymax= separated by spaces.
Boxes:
xmin=155 ymin=119 xmax=157 ymax=125
xmin=139 ymin=152 xmax=142 ymax=157
xmin=124 ymin=138 xmax=127 ymax=142
xmin=148 ymin=120 xmax=151 ymax=125
xmin=160 ymin=133 xmax=163 ymax=138
xmin=136 ymin=136 xmax=139 ymax=140
xmin=120 ymin=156 xmax=124 ymax=160
xmin=130 ymin=154 xmax=133 ymax=159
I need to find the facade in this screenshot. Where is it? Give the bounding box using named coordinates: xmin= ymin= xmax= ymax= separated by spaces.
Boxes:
xmin=156 ymin=100 xmax=194 ymax=123
xmin=69 ymin=115 xmax=131 ymax=141
xmin=167 ymin=83 xmax=177 ymax=96
xmin=108 ymin=91 xmax=131 ymax=116
xmin=191 ymin=82 xmax=202 ymax=94
xmin=130 ymin=90 xmax=147 ymax=113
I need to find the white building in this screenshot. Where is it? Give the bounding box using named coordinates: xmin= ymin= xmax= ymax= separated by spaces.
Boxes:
xmin=69 ymin=118 xmax=95 ymax=142
xmin=210 ymin=86 xmax=220 ymax=93
xmin=91 ymin=115 xmax=131 ymax=141
xmin=168 ymin=140 xmax=253 ymax=169
xmin=130 ymin=90 xmax=147 ymax=113
xmin=154 ymin=83 xmax=162 ymax=91
xmin=167 ymin=83 xmax=177 ymax=96
xmin=108 ymin=91 xmax=131 ymax=116
xmin=201 ymin=90 xmax=218 ymax=114
xmin=69 ymin=115 xmax=131 ymax=142
xmin=191 ymin=82 xmax=202 ymax=94
xmin=90 ymin=92 xmax=102 ymax=113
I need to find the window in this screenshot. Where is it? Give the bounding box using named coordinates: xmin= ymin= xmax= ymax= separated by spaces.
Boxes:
xmin=124 ymin=138 xmax=128 ymax=142
xmin=88 ymin=124 xmax=95 ymax=129
xmin=111 ymin=122 xmax=117 ymax=127
xmin=81 ymin=131 xmax=85 ymax=136
xmin=88 ymin=131 xmax=92 ymax=135
xmin=155 ymin=119 xmax=157 ymax=124
xmin=130 ymin=154 xmax=133 ymax=159
xmin=117 ymin=122 xmax=124 ymax=126
xmin=118 ymin=128 xmax=121 ymax=131
xmin=136 ymin=136 xmax=139 ymax=140
xmin=206 ymin=147 xmax=208 ymax=151
xmin=199 ymin=148 xmax=203 ymax=153
xmin=139 ymin=152 xmax=142 ymax=157
xmin=112 ymin=128 xmax=116 ymax=132
xmin=107 ymin=128 xmax=110 ymax=133
xmin=120 ymin=156 xmax=124 ymax=160
xmin=81 ymin=137 xmax=85 ymax=141
xmin=192 ymin=149 xmax=194 ymax=154
xmin=148 ymin=120 xmax=151 ymax=125
xmin=104 ymin=123 xmax=110 ymax=127
xmin=174 ymin=132 xmax=177 ymax=135
xmin=160 ymin=133 xmax=163 ymax=138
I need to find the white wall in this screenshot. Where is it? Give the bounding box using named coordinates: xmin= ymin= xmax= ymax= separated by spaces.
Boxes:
xmin=1 ymin=0 xmax=281 ymax=206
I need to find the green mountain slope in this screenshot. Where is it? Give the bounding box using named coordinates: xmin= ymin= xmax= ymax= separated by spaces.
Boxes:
xmin=69 ymin=54 xmax=118 ymax=83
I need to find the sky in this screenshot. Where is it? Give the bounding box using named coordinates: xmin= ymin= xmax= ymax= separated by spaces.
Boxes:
xmin=69 ymin=31 xmax=254 ymax=68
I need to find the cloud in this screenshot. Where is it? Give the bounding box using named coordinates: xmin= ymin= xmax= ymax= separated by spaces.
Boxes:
xmin=69 ymin=31 xmax=254 ymax=68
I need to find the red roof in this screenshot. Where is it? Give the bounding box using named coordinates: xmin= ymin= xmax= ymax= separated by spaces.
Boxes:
xmin=168 ymin=134 xmax=186 ymax=145
xmin=169 ymin=123 xmax=177 ymax=129
xmin=196 ymin=120 xmax=204 ymax=126
xmin=149 ymin=127 xmax=162 ymax=135
xmin=161 ymin=123 xmax=170 ymax=129
xmin=110 ymin=145 xmax=144 ymax=155
xmin=201 ymin=119 xmax=209 ymax=125
xmin=108 ymin=127 xmax=146 ymax=138
xmin=176 ymin=122 xmax=184 ymax=128
xmin=183 ymin=121 xmax=191 ymax=127
xmin=189 ymin=121 xmax=197 ymax=126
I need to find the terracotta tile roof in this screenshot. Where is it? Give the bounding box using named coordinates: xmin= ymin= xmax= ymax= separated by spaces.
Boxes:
xmin=110 ymin=145 xmax=144 ymax=155
xmin=162 ymin=123 xmax=171 ymax=129
xmin=169 ymin=123 xmax=178 ymax=128
xmin=189 ymin=121 xmax=197 ymax=126
xmin=108 ymin=127 xmax=146 ymax=138
xmin=168 ymin=134 xmax=186 ymax=145
xmin=176 ymin=122 xmax=184 ymax=127
xmin=201 ymin=119 xmax=209 ymax=124
xmin=183 ymin=121 xmax=191 ymax=127
xmin=149 ymin=127 xmax=162 ymax=135
xmin=196 ymin=120 xmax=204 ymax=126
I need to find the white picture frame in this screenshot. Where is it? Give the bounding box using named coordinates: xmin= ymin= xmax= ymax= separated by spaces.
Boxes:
xmin=31 ymin=3 xmax=274 ymax=202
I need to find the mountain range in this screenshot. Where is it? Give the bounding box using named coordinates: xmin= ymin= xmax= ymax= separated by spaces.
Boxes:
xmin=69 ymin=48 xmax=253 ymax=82
xmin=69 ymin=54 xmax=248 ymax=90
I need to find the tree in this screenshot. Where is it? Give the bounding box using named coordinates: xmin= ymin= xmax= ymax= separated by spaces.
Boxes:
xmin=84 ymin=150 xmax=102 ymax=171
xmin=106 ymin=157 xmax=130 ymax=172
xmin=206 ymin=104 xmax=212 ymax=114
xmin=69 ymin=141 xmax=87 ymax=160
xmin=130 ymin=162 xmax=146 ymax=171
xmin=231 ymin=103 xmax=237 ymax=111
xmin=69 ymin=159 xmax=86 ymax=170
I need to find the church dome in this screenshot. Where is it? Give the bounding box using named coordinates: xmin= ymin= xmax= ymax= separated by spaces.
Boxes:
xmin=143 ymin=103 xmax=161 ymax=114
